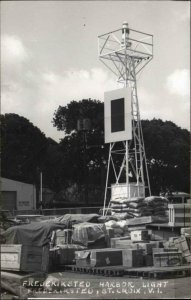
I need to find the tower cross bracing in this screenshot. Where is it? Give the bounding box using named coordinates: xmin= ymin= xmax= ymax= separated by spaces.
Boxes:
xmin=98 ymin=22 xmax=153 ymax=215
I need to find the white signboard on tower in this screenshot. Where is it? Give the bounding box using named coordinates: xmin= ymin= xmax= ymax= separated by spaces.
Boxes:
xmin=104 ymin=87 xmax=132 ymax=143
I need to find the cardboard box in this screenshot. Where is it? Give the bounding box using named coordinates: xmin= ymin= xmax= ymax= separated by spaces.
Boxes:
xmin=1 ymin=244 xmax=49 ymax=272
xmin=130 ymin=230 xmax=149 ymax=242
xmin=153 ymin=251 xmax=182 ymax=267
xmin=122 ymin=249 xmax=144 ymax=267
xmin=75 ymin=248 xmax=123 ymax=267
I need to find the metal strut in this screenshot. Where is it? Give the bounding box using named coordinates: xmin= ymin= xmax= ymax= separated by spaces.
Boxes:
xmin=98 ymin=22 xmax=153 ymax=215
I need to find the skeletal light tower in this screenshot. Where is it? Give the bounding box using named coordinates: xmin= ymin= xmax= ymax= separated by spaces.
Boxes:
xmin=98 ymin=22 xmax=153 ymax=215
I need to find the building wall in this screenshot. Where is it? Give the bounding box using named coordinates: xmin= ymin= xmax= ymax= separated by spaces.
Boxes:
xmin=1 ymin=178 xmax=36 ymax=210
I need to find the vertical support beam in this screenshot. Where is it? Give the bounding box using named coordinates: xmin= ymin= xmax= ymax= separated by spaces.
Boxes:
xmin=103 ymin=143 xmax=112 ymax=216
xmin=40 ymin=172 xmax=43 ymax=210
xmin=125 ymin=141 xmax=129 ymax=182
xmin=125 ymin=140 xmax=129 ymax=198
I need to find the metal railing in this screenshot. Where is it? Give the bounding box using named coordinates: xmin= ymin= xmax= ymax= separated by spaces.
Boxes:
xmin=11 ymin=206 xmax=102 ymax=216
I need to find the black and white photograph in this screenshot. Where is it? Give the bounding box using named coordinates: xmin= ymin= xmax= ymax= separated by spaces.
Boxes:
xmin=1 ymin=1 xmax=190 ymax=299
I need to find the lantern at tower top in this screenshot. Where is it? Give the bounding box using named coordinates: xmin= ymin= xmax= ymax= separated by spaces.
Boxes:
xmin=98 ymin=22 xmax=153 ymax=84
xmin=121 ymin=21 xmax=131 ymax=48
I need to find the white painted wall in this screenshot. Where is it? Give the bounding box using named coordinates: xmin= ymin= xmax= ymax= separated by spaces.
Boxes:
xmin=1 ymin=178 xmax=36 ymax=210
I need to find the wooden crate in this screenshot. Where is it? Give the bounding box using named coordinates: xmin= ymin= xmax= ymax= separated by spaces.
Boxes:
xmin=1 ymin=244 xmax=49 ymax=272
xmin=122 ymin=249 xmax=144 ymax=267
xmin=172 ymin=237 xmax=191 ymax=263
xmin=153 ymin=251 xmax=182 ymax=267
xmin=1 ymin=245 xmax=22 ymax=271
xmin=110 ymin=236 xmax=131 ymax=248
xmin=128 ymin=225 xmax=147 ymax=231
xmin=173 ymin=236 xmax=191 ymax=251
xmin=115 ymin=240 xmax=137 ymax=250
xmin=143 ymin=254 xmax=153 ymax=266
xmin=130 ymin=230 xmax=149 ymax=242
xmin=135 ymin=242 xmax=157 ymax=255
xmin=127 ymin=216 xmax=153 ymax=226
xmin=75 ymin=248 xmax=123 ymax=267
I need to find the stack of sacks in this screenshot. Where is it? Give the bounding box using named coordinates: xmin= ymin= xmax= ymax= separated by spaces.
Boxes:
xmin=105 ymin=219 xmax=129 ymax=237
xmin=111 ymin=197 xmax=149 ymax=218
xmin=125 ymin=197 xmax=152 ymax=217
xmin=110 ymin=197 xmax=133 ymax=217
xmin=143 ymin=196 xmax=169 ymax=222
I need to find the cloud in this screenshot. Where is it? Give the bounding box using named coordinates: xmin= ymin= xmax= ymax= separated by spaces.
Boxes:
xmin=1 ymin=36 xmax=118 ymax=141
xmin=138 ymin=85 xmax=190 ymax=130
xmin=1 ymin=35 xmax=189 ymax=143
xmin=166 ymin=69 xmax=190 ymax=97
xmin=1 ymin=34 xmax=29 ymax=66
xmin=40 ymin=68 xmax=118 ymax=103
xmin=176 ymin=4 xmax=190 ymax=22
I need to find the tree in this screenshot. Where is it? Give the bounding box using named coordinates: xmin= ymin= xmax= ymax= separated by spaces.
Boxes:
xmin=1 ymin=114 xmax=48 ymax=184
xmin=142 ymin=119 xmax=190 ymax=194
xmin=40 ymin=138 xmax=66 ymax=192
xmin=53 ymin=99 xmax=109 ymax=185
xmin=53 ymin=99 xmax=104 ymax=134
xmin=53 ymin=99 xmax=109 ymax=204
xmin=53 ymin=101 xmax=190 ymax=197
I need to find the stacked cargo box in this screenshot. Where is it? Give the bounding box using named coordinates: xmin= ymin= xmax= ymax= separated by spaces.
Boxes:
xmin=152 ymin=248 xmax=183 ymax=267
xmin=75 ymin=248 xmax=144 ymax=268
xmin=165 ymin=236 xmax=191 ymax=264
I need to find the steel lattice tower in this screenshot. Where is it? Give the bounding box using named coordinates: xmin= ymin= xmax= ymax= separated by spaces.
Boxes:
xmin=98 ymin=22 xmax=153 ymax=214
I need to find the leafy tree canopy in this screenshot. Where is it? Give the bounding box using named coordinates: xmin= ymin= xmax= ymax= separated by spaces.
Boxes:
xmin=53 ymin=101 xmax=190 ymax=194
xmin=1 ymin=113 xmax=48 ymax=184
xmin=53 ymin=99 xmax=104 ymax=134
xmin=142 ymin=119 xmax=189 ymax=193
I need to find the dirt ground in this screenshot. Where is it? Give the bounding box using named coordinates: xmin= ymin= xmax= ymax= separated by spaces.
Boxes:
xmin=1 ymin=271 xmax=191 ymax=299
xmin=22 ymin=271 xmax=191 ymax=300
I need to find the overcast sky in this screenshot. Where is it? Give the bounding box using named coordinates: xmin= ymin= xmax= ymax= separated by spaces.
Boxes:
xmin=1 ymin=1 xmax=190 ymax=141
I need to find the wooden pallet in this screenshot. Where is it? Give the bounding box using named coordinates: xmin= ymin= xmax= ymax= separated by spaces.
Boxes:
xmin=64 ymin=265 xmax=124 ymax=276
xmin=64 ymin=264 xmax=191 ymax=279
xmin=124 ymin=265 xmax=191 ymax=279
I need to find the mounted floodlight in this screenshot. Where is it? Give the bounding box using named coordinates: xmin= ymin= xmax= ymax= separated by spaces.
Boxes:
xmin=104 ymin=87 xmax=132 ymax=143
